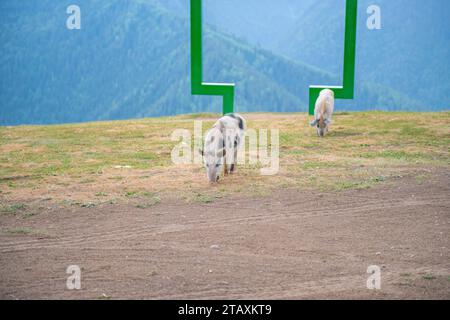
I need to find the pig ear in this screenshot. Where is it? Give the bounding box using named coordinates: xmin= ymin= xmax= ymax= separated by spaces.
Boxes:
xmin=310 ymin=119 xmax=318 ymax=127
xmin=216 ymin=148 xmax=226 ymax=158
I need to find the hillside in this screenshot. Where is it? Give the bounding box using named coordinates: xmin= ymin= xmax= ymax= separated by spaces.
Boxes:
xmin=0 ymin=0 xmax=425 ymax=125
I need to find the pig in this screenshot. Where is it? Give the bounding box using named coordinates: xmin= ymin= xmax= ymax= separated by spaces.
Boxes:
xmin=199 ymin=113 xmax=246 ymax=183
xmin=310 ymin=89 xmax=335 ymax=137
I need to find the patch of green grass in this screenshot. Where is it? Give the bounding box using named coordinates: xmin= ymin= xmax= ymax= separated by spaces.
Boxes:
xmin=285 ymin=150 xmax=305 ymax=156
xmin=423 ymin=273 xmax=436 ymax=280
xmin=280 ymin=132 xmax=299 ymax=146
xmin=55 ymin=182 xmax=70 ymax=187
xmin=1 ymin=203 xmax=27 ymax=216
xmin=108 ymin=176 xmax=124 ymax=181
xmin=415 ymin=175 xmax=426 ymax=184
xmin=331 ymin=176 xmax=388 ymax=191
xmin=125 ymin=191 xmax=140 ymax=198
xmin=22 ymin=212 xmax=38 ymax=219
xmin=134 ymin=152 xmax=157 ymax=161
xmin=95 ymin=192 xmax=108 ymax=197
xmin=5 ymin=227 xmax=33 ymax=235
xmin=81 ymin=202 xmax=96 ymax=208
xmin=301 ymin=161 xmax=335 ymax=170
xmin=400 ymin=126 xmax=428 ymax=137
xmin=135 ymin=196 xmax=161 ymax=209
xmin=126 ymin=191 xmax=160 ymax=200
xmin=400 ymin=273 xmax=412 ymax=277
xmin=195 ymin=194 xmax=214 ymax=204
xmin=359 ymin=150 xmax=431 ymax=162
xmin=61 ymin=199 xmax=82 ymax=207
xmin=371 ymin=175 xmax=387 ymax=183
xmin=333 ymin=181 xmax=370 ymax=191
xmin=142 ymin=192 xmax=157 ymax=198
xmin=60 ymin=200 xmax=97 ymax=208
xmin=80 ymin=178 xmax=96 ymax=184
xmin=7 ymin=182 xmax=17 ymax=188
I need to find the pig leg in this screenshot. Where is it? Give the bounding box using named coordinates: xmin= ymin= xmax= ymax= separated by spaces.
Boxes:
xmin=230 ymin=148 xmax=238 ymax=174
xmin=224 ymin=156 xmax=229 ymax=176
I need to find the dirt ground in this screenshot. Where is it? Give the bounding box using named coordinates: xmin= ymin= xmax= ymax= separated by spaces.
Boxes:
xmin=0 ymin=173 xmax=449 ymax=300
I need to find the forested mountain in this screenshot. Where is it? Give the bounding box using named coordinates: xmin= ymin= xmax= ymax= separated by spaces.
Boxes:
xmin=0 ymin=0 xmax=446 ymax=125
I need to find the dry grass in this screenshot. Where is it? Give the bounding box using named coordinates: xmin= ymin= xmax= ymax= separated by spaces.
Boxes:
xmin=0 ymin=112 xmax=449 ymax=205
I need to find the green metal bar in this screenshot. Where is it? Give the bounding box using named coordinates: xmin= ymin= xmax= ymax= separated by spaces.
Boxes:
xmin=309 ymin=0 xmax=358 ymax=115
xmin=190 ymin=0 xmax=235 ymax=114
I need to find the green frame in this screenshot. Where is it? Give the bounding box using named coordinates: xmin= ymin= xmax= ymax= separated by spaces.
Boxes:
xmin=190 ymin=0 xmax=358 ymax=115
xmin=190 ymin=0 xmax=234 ymax=115
xmin=309 ymin=0 xmax=358 ymax=115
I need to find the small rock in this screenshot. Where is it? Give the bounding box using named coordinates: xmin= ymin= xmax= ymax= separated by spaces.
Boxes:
xmin=375 ymin=252 xmax=381 ymax=256
xmin=210 ymin=245 xmax=220 ymax=250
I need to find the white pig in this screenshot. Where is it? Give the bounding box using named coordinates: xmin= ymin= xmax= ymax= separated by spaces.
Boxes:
xmin=310 ymin=89 xmax=335 ymax=137
xmin=200 ymin=113 xmax=246 ymax=183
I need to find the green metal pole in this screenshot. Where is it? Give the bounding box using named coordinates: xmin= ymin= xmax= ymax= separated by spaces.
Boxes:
xmin=309 ymin=0 xmax=358 ymax=115
xmin=190 ymin=0 xmax=235 ymax=115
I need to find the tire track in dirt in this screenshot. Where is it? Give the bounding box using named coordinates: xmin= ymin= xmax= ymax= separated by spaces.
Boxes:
xmin=107 ymin=266 xmax=450 ymax=300
xmin=1 ymin=175 xmax=450 ymax=299
xmin=0 ymin=199 xmax=426 ymax=250
xmin=1 ymin=195 xmax=448 ymax=253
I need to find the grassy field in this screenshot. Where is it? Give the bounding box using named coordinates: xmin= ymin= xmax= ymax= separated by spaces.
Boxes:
xmin=1 ymin=112 xmax=449 ymax=210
